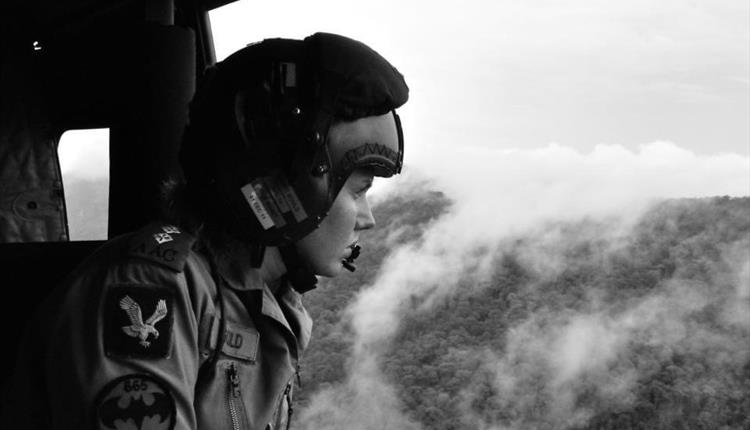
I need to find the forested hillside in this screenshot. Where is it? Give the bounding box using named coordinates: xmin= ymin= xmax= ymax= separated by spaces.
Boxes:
xmin=297 ymin=193 xmax=750 ymax=430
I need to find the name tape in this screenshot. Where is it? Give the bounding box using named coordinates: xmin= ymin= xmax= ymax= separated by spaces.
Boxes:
xmin=221 ymin=322 xmax=259 ymax=362
xmin=207 ymin=318 xmax=260 ymax=362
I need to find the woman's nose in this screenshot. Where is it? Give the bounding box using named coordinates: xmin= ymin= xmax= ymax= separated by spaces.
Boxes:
xmin=355 ymin=197 xmax=376 ymax=231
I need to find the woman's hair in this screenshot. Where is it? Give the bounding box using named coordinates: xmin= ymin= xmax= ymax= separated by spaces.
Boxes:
xmin=159 ymin=177 xmax=261 ymax=265
xmin=158 ymin=178 xmax=203 ymax=235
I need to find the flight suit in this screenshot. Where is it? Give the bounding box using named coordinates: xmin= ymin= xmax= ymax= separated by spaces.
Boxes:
xmin=2 ymin=222 xmax=312 ymax=430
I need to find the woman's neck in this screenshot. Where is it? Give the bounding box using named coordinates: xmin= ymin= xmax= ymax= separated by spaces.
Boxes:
xmin=259 ymin=246 xmax=287 ymax=292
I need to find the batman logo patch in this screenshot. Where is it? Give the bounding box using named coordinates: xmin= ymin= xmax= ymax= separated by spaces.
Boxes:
xmin=94 ymin=374 xmax=175 ymax=430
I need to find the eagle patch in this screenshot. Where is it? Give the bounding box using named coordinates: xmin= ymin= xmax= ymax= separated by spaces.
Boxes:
xmin=94 ymin=373 xmax=175 ymax=430
xmin=105 ymin=286 xmax=174 ymax=359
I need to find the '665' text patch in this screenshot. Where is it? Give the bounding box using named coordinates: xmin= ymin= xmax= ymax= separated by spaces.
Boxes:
xmin=104 ymin=286 xmax=174 ymax=359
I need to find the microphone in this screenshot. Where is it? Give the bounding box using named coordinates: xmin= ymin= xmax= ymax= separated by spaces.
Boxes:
xmin=342 ymin=244 xmax=361 ymax=272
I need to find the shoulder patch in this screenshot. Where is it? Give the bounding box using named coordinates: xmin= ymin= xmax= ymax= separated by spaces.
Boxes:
xmin=93 ymin=373 xmax=176 ymax=430
xmin=104 ymin=285 xmax=174 ymax=359
xmin=127 ymin=223 xmax=196 ymax=272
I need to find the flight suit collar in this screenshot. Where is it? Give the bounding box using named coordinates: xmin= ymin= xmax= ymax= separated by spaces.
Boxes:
xmin=213 ymin=245 xmax=265 ymax=292
xmin=203 ymin=240 xmax=313 ymax=353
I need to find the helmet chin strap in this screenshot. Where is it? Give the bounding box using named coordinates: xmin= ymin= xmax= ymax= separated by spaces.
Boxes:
xmin=279 ymin=245 xmax=318 ymax=293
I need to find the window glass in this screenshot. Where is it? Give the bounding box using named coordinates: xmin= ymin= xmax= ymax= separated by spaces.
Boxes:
xmin=57 ymin=128 xmax=110 ymax=240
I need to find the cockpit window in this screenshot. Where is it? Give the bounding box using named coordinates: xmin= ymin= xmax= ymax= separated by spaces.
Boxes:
xmin=58 ymin=128 xmax=110 ymax=240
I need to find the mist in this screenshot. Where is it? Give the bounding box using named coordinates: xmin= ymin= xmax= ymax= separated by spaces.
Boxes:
xmin=298 ymin=141 xmax=749 ymax=429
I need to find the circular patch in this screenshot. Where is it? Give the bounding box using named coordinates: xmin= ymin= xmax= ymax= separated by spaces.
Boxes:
xmin=94 ymin=374 xmax=176 ymax=430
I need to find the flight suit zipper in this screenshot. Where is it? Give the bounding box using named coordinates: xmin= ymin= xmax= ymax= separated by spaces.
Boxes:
xmin=281 ymin=365 xmax=301 ymax=430
xmin=283 ymin=383 xmax=293 ymax=430
xmin=272 ymin=367 xmax=299 ymax=430
xmin=226 ymin=363 xmax=250 ymax=430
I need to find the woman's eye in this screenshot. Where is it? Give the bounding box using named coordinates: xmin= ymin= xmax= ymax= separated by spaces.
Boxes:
xmin=352 ymin=182 xmax=371 ymax=198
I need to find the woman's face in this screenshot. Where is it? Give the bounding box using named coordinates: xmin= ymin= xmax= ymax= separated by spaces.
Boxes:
xmin=295 ymin=169 xmax=376 ymax=277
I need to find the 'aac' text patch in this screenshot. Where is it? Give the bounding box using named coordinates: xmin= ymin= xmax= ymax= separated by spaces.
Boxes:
xmin=104 ymin=286 xmax=174 ymax=359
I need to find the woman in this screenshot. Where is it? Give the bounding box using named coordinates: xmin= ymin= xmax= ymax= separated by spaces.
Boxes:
xmin=2 ymin=32 xmax=408 ymax=430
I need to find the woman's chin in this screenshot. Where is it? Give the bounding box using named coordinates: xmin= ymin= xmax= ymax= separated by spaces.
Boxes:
xmin=314 ymin=262 xmax=344 ymax=278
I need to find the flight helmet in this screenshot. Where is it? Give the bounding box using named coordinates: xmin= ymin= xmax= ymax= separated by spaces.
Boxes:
xmin=180 ymin=32 xmax=408 ymax=246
